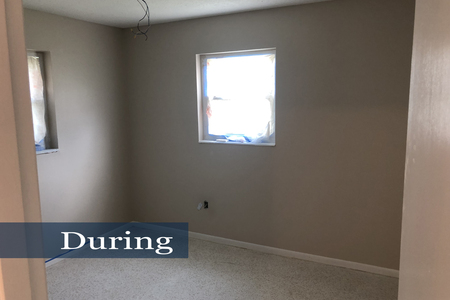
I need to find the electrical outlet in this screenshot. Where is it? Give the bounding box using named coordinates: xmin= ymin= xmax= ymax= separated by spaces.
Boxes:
xmin=204 ymin=201 xmax=209 ymax=209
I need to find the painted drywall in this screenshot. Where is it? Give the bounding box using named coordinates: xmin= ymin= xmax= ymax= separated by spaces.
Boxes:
xmin=125 ymin=0 xmax=414 ymax=269
xmin=23 ymin=10 xmax=131 ymax=222
xmin=398 ymin=0 xmax=450 ymax=298
xmin=1 ymin=1 xmax=33 ymax=297
xmin=1 ymin=1 xmax=47 ymax=298
xmin=22 ymin=0 xmax=330 ymax=28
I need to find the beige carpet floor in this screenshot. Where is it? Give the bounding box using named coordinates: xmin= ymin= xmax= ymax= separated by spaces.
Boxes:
xmin=46 ymin=238 xmax=398 ymax=300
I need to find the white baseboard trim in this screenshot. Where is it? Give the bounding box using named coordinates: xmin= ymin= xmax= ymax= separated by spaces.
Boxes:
xmin=45 ymin=257 xmax=64 ymax=268
xmin=189 ymin=231 xmax=399 ymax=278
xmin=44 ymin=222 xmax=399 ymax=278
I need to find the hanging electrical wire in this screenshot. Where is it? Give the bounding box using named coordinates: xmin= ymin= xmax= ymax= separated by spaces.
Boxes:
xmin=131 ymin=0 xmax=151 ymax=41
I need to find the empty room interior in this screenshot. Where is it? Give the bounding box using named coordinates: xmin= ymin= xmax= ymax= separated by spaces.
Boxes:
xmin=5 ymin=0 xmax=450 ymax=298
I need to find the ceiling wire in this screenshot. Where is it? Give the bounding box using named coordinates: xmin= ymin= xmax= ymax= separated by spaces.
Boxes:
xmin=131 ymin=0 xmax=151 ymax=41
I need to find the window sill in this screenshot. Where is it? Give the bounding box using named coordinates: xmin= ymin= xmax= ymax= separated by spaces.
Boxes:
xmin=199 ymin=140 xmax=275 ymax=147
xmin=37 ymin=149 xmax=59 ymax=155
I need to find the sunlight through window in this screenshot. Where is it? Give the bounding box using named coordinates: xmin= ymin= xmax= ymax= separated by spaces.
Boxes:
xmin=198 ymin=49 xmax=276 ymax=145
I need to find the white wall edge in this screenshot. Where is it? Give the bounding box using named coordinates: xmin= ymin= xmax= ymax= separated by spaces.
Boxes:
xmin=45 ymin=257 xmax=64 ymax=268
xmin=189 ymin=231 xmax=399 ymax=278
xmin=36 ymin=149 xmax=59 ymax=155
xmin=199 ymin=140 xmax=275 ymax=147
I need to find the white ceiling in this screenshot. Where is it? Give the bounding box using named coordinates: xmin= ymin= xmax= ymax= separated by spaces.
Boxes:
xmin=22 ymin=0 xmax=330 ymax=28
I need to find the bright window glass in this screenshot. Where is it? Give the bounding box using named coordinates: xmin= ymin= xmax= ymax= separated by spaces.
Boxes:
xmin=27 ymin=52 xmax=48 ymax=151
xmin=199 ymin=49 xmax=276 ymax=144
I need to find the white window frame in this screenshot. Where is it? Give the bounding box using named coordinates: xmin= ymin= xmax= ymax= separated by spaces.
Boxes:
xmin=196 ymin=48 xmax=276 ymax=146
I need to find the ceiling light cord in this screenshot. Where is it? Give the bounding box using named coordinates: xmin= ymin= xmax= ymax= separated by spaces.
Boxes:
xmin=131 ymin=0 xmax=151 ymax=41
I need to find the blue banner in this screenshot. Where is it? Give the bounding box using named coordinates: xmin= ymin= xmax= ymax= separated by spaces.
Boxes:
xmin=0 ymin=222 xmax=188 ymax=259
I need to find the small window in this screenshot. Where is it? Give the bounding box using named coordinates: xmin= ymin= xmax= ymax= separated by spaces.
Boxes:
xmin=197 ymin=49 xmax=276 ymax=145
xmin=27 ymin=51 xmax=58 ymax=153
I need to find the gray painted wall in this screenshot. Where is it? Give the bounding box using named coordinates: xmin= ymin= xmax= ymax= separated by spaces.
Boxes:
xmin=23 ymin=0 xmax=415 ymax=270
xmin=125 ymin=0 xmax=414 ymax=269
xmin=24 ymin=10 xmax=131 ymax=222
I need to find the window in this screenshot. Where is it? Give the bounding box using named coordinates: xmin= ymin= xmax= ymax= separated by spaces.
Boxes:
xmin=197 ymin=49 xmax=276 ymax=145
xmin=27 ymin=51 xmax=58 ymax=153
